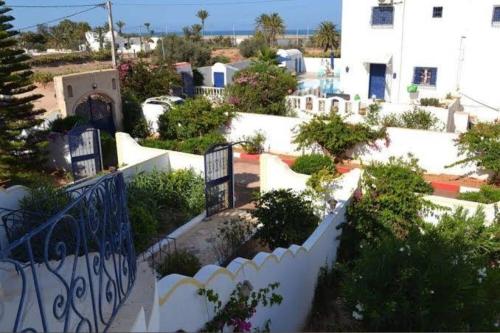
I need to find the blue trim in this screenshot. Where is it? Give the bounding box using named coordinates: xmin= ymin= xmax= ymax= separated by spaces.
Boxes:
xmin=493 ymin=6 xmax=500 ymax=23
xmin=214 ymin=72 xmax=225 ymax=88
xmin=413 ymin=67 xmax=438 ymax=86
xmin=372 ymin=6 xmax=394 ymax=26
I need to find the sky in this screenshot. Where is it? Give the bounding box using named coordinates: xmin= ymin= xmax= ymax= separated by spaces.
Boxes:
xmin=8 ymin=0 xmax=342 ymax=33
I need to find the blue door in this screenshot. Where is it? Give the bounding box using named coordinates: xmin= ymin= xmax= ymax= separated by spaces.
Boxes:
xmin=214 ymin=72 xmax=225 ymax=88
xmin=368 ymin=64 xmax=387 ymax=99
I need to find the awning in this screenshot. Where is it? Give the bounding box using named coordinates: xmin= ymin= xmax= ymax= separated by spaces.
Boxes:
xmin=363 ymin=54 xmax=393 ymax=65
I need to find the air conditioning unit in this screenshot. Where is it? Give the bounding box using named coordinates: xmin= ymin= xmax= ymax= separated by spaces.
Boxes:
xmin=379 ymin=0 xmax=394 ymax=5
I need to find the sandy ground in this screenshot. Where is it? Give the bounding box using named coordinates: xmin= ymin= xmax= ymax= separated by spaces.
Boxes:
xmin=211 ymin=48 xmax=245 ymax=63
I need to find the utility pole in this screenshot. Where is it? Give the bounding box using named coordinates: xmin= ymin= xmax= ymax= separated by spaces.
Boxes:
xmin=106 ymin=1 xmax=117 ymax=68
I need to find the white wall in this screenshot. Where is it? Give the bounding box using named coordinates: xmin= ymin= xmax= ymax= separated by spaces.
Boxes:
xmin=341 ymin=0 xmax=500 ymax=109
xmin=156 ymin=169 xmax=362 ymax=332
xmin=47 ymin=133 xmax=72 ymax=171
xmin=303 ymin=57 xmax=343 ymax=76
xmin=424 ymin=195 xmax=498 ymax=225
xmin=260 ymin=154 xmax=310 ymax=193
xmin=349 ymin=127 xmax=488 ymax=179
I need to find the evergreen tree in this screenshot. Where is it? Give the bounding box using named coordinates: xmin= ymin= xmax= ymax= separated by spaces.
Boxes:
xmin=0 ymin=1 xmax=46 ymax=178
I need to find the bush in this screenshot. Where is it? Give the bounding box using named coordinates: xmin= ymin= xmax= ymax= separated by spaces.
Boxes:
xmin=238 ymin=37 xmax=266 ymax=58
xmin=226 ymin=61 xmax=297 ymax=116
xmin=128 ymin=203 xmax=158 ymax=253
xmin=457 ymin=185 xmax=500 ymax=204
xmin=30 ymin=51 xmax=111 ymax=67
xmin=48 ymin=115 xmax=85 ymax=133
xmin=32 ymin=71 xmax=54 ymax=85
xmin=399 ymin=107 xmax=440 ymax=130
xmin=420 ymin=97 xmax=441 ymax=107
xmin=158 ymin=97 xmax=233 ymax=141
xmin=449 ymin=122 xmax=500 ymax=184
xmin=340 ymin=210 xmax=499 ymax=331
xmin=213 ymin=220 xmax=256 ymax=264
xmin=291 ymin=154 xmax=334 ymax=175
xmin=239 ymin=131 xmax=266 ymax=154
xmin=294 ymin=112 xmax=387 ymax=162
xmin=100 ymin=131 xmax=118 ymax=169
xmin=253 ymin=189 xmax=320 ymax=249
xmin=154 ymin=34 xmax=212 ymax=67
xmin=141 ymin=132 xmax=227 ymax=155
xmin=157 ymin=250 xmax=201 ymax=278
xmin=122 ymin=90 xmax=150 ymax=139
xmin=210 ymin=55 xmax=230 ymax=65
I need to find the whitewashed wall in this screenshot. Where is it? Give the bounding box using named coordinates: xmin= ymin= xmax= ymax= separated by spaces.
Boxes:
xmin=156 ymin=169 xmax=362 ymax=332
xmin=424 ymin=195 xmax=498 ymax=226
xmin=260 ymin=154 xmax=310 ymax=193
xmin=349 ymin=127 xmax=487 ymax=179
xmin=227 ymin=113 xmax=313 ymax=156
xmin=303 ymin=57 xmax=343 ymax=75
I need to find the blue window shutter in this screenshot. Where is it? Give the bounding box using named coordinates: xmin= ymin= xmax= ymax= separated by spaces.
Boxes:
xmin=413 ymin=68 xmax=422 ymax=84
xmin=430 ymin=68 xmax=438 ymax=86
xmin=494 ymin=7 xmax=500 ymax=22
xmin=372 ymin=6 xmax=394 ymax=25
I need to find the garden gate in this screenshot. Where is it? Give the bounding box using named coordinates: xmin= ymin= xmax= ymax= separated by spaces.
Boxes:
xmin=204 ymin=144 xmax=234 ymax=217
xmin=68 ymin=124 xmax=103 ymax=180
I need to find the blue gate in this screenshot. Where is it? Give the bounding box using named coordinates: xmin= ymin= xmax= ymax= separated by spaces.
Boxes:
xmin=204 ymin=144 xmax=234 ymax=217
xmin=75 ymin=94 xmax=116 ymax=135
xmin=368 ymin=64 xmax=387 ymax=99
xmin=214 ymin=72 xmax=225 ymax=88
xmin=68 ymin=125 xmax=103 ymax=181
xmin=0 ymin=172 xmax=136 ymax=332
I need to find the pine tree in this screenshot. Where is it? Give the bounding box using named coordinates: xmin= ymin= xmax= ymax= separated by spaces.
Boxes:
xmin=0 ymin=1 xmax=46 ymax=178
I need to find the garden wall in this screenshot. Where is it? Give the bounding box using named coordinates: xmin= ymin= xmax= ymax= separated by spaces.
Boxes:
xmin=155 ymin=168 xmax=362 ymax=332
xmin=260 ymin=154 xmax=310 ymax=193
xmin=303 ymin=57 xmax=342 ymax=75
xmin=424 ymin=195 xmax=497 ymax=225
xmin=115 ymin=133 xmax=205 ymax=179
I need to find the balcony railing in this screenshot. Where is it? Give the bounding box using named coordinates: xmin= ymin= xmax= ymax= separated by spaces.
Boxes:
xmin=0 ymin=172 xmax=136 ymax=333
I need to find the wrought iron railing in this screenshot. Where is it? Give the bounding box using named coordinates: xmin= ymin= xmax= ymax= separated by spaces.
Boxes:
xmin=0 ymin=172 xmax=136 ymax=333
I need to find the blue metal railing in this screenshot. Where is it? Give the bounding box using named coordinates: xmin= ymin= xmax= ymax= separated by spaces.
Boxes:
xmin=0 ymin=172 xmax=136 ymax=332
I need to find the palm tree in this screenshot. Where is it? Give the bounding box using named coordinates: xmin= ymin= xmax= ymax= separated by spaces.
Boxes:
xmin=255 ymin=13 xmax=285 ymax=47
xmin=314 ymin=21 xmax=340 ymax=54
xmin=115 ymin=20 xmax=125 ymax=34
xmin=258 ymin=46 xmax=278 ymax=65
xmin=196 ymin=9 xmax=209 ymax=36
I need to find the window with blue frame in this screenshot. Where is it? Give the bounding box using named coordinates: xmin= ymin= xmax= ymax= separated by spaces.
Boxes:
xmin=433 ymin=6 xmax=443 ymax=18
xmin=372 ymin=6 xmax=394 ymax=26
xmin=493 ymin=6 xmax=500 ymax=24
xmin=413 ymin=67 xmax=438 ymax=86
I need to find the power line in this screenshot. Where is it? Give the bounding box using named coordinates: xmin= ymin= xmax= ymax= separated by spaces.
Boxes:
xmin=18 ymin=5 xmax=104 ymax=31
xmin=113 ymin=0 xmax=297 ymax=7
xmin=9 ymin=4 xmax=104 ymax=8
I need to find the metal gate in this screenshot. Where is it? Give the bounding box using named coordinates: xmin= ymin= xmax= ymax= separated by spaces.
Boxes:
xmin=204 ymin=144 xmax=234 ymax=217
xmin=68 ymin=125 xmax=103 ymax=180
xmin=75 ymin=94 xmax=116 ymax=134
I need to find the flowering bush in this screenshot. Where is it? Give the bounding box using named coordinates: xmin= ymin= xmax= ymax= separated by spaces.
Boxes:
xmin=226 ymin=61 xmax=297 ymax=116
xmin=199 ymin=281 xmax=283 ymax=332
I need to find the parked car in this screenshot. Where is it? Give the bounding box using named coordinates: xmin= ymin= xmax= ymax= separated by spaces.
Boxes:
xmin=141 ymin=96 xmax=184 ymax=133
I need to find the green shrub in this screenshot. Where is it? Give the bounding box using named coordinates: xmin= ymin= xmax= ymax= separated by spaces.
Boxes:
xmin=157 ymin=250 xmax=201 ymax=277
xmin=226 ymin=61 xmax=297 ymax=116
xmin=294 ymin=112 xmax=387 ymax=163
xmin=365 ymin=103 xmax=381 ymax=126
xmin=128 ymin=203 xmax=158 ymax=253
xmin=154 ymin=34 xmax=212 ymax=67
xmin=49 ymin=115 xmax=85 ymax=133
xmin=30 ymin=51 xmax=111 ymax=67
xmin=239 ymin=131 xmax=266 ymax=154
xmin=420 ymin=97 xmax=441 ymax=107
xmin=253 ymin=189 xmax=319 ymax=249
xmin=32 ymin=71 xmax=54 ymax=85
xmin=238 ymin=37 xmax=266 ymax=58
xmin=158 ymin=97 xmax=233 ymax=141
xmin=100 ymin=131 xmax=117 ymax=168
xmin=210 ymin=55 xmax=230 ymax=65
xmin=457 ymin=185 xmax=500 ymax=204
xmin=122 ymin=90 xmax=150 ymax=139
xmin=341 ymin=209 xmax=499 ymax=331
xmin=291 ymin=154 xmax=334 ymax=175
xmin=142 ymin=132 xmax=227 ymax=155
xmin=400 ymin=107 xmax=440 ymax=130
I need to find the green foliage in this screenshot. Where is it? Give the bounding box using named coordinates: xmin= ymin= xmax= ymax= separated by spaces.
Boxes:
xmin=449 ymin=122 xmax=500 ymax=184
xmin=365 ymin=103 xmax=381 ymax=126
xmin=253 ymin=189 xmax=319 ymax=249
xmin=239 ymin=131 xmax=266 ymax=154
xmin=294 ymin=112 xmax=387 ymax=162
xmin=158 ymin=97 xmax=233 ymax=141
xmin=142 ymin=132 xmax=227 ymax=155
xmin=226 ymin=61 xmax=296 ymax=116
xmin=199 ymin=281 xmax=283 ymax=332
xmin=31 ymin=71 xmax=54 ymax=85
xmin=157 ymin=250 xmax=201 ymax=278
xmin=375 ymin=107 xmax=441 ymax=131
xmin=30 ymin=51 xmax=111 ymax=66
xmin=457 ymin=185 xmax=500 ymax=204
xmin=127 ymin=169 xmax=205 ymax=252
xmin=206 ymin=35 xmax=234 ymax=49
xmin=213 ymin=220 xmax=256 ymax=264
xmin=239 ymin=36 xmax=266 ymax=58
xmin=48 ymin=115 xmax=85 ymax=133
xmin=340 ymin=210 xmax=499 ymax=331
xmin=155 ymin=34 xmax=211 ymax=67
xmin=257 ymin=47 xmax=278 ymax=65
xmin=121 ymin=90 xmax=150 ymax=139
xmin=41 ymin=19 xmax=90 ymax=50
xmin=291 ymin=154 xmax=334 ymax=175
xmin=313 ymin=21 xmax=340 ymax=53
xmin=119 ymin=61 xmax=181 ymax=102
xmin=100 ymin=131 xmax=118 ymax=168
xmin=210 ymin=55 xmax=231 ymax=65
xmin=420 ymin=97 xmax=441 ymax=107
xmin=255 ymin=13 xmax=285 ymax=46
xmin=0 ymin=3 xmax=47 ymax=178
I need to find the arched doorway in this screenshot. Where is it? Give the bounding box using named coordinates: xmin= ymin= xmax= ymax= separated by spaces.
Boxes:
xmin=74 ymin=94 xmax=116 ymax=134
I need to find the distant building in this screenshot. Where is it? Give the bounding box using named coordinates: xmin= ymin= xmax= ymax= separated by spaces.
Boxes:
xmin=341 ymin=0 xmax=500 ymax=114
xmin=197 ymin=60 xmax=252 ymax=87
xmin=277 ymin=49 xmax=305 ymax=74
xmin=85 ymin=31 xmax=159 ymax=54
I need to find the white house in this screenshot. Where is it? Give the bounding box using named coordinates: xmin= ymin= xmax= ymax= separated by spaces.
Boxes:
xmin=197 ymin=60 xmax=252 ymax=87
xmin=341 ymin=0 xmax=500 ymax=117
xmin=277 ymin=49 xmax=305 ymax=74
xmin=86 ymin=31 xmax=159 ymax=55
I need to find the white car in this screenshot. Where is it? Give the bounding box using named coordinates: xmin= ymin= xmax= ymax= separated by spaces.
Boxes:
xmin=141 ymin=96 xmax=184 ymax=133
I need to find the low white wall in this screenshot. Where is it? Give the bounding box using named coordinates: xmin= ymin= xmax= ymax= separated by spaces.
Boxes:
xmin=227 ymin=113 xmax=313 ymax=156
xmin=260 ymin=154 xmax=310 ymax=193
xmin=379 ymin=102 xmax=451 ymax=132
xmin=156 ymin=169 xmax=362 ymax=332
xmin=116 ymin=132 xmax=204 ymax=180
xmin=424 ymin=195 xmax=497 ymax=226
xmin=0 ymin=186 xmax=29 ymax=249
xmin=349 ymin=127 xmax=486 ymax=179
xmin=303 ymin=57 xmax=342 ymax=75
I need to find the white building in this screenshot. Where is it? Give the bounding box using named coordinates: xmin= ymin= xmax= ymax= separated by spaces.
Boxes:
xmin=197 ymin=60 xmax=252 ymax=87
xmin=341 ymin=0 xmax=500 ymax=116
xmin=85 ymin=31 xmax=159 ymax=55
xmin=277 ymin=49 xmax=305 ymax=74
